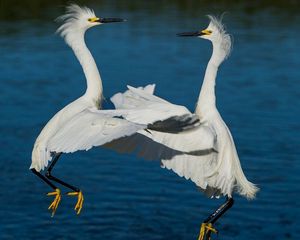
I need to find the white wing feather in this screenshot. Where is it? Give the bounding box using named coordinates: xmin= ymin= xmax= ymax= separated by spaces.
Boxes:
xmin=105 ymin=127 xmax=216 ymax=161
xmin=111 ymin=84 xmax=156 ymax=109
xmin=110 ymin=85 xmax=216 ymax=152
xmin=47 ymin=109 xmax=146 ymax=153
xmin=107 ymin=85 xmax=227 ymax=198
xmin=105 ymin=132 xmax=187 ymax=160
xmin=139 ymin=127 xmax=216 ymax=153
xmin=161 ymin=153 xmax=229 ymax=198
xmin=109 ymin=85 xmax=201 ymax=133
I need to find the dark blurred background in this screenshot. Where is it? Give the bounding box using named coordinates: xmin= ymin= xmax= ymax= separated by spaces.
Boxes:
xmin=0 ymin=0 xmax=299 ymax=239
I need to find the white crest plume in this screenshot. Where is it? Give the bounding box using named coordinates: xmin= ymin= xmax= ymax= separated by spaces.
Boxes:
xmin=207 ymin=15 xmax=232 ymax=59
xmin=56 ymin=4 xmax=96 ymax=47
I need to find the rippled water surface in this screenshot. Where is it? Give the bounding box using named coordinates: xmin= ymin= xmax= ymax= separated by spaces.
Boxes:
xmin=1 ymin=1 xmax=300 ymax=239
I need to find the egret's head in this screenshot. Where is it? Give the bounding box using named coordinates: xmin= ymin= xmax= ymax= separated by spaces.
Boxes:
xmin=177 ymin=15 xmax=232 ymax=59
xmin=56 ymin=4 xmax=125 ymax=46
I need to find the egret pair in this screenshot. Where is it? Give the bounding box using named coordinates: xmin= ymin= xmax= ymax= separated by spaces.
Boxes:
xmin=31 ymin=4 xmax=258 ymax=239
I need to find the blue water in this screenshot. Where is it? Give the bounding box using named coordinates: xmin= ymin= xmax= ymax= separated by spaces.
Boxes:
xmin=1 ymin=2 xmax=300 ymax=239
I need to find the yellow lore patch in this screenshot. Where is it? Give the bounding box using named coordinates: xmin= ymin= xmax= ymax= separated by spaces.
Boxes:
xmin=88 ymin=17 xmax=99 ymax=22
xmin=201 ymin=29 xmax=212 ymax=35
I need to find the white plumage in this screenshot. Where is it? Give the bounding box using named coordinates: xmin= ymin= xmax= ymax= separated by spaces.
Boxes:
xmin=47 ymin=109 xmax=146 ymax=154
xmin=30 ymin=4 xmax=200 ymax=172
xmin=108 ymin=16 xmax=259 ymax=199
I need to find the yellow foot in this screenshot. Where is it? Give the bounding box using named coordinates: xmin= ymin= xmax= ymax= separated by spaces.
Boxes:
xmin=67 ymin=191 xmax=84 ymax=215
xmin=47 ymin=188 xmax=61 ymax=217
xmin=198 ymin=222 xmax=218 ymax=240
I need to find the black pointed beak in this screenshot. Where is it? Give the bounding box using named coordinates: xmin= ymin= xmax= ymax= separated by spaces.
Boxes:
xmin=177 ymin=31 xmax=201 ymax=37
xmin=98 ymin=18 xmax=126 ymax=23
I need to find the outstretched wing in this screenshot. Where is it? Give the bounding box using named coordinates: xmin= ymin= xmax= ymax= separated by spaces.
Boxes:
xmin=109 ymin=85 xmax=201 ymax=132
xmin=47 ymin=103 xmax=203 ymax=155
xmin=111 ymin=84 xmax=156 ymax=109
xmin=104 ymin=132 xmax=187 ymax=160
xmin=160 ymin=152 xmax=224 ymax=198
xmin=47 ymin=109 xmax=146 ymax=153
xmin=109 ymin=85 xmax=217 ymax=153
xmin=107 ymin=85 xmax=222 ymax=197
xmin=104 ymin=126 xmax=216 ymax=161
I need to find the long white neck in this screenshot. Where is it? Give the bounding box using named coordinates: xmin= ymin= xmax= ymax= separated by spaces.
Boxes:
xmin=71 ymin=33 xmax=103 ymax=104
xmin=195 ymin=42 xmax=224 ymax=117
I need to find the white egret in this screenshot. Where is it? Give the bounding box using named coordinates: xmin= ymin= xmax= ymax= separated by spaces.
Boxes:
xmin=30 ymin=4 xmax=200 ymax=217
xmin=107 ymin=16 xmax=259 ymax=239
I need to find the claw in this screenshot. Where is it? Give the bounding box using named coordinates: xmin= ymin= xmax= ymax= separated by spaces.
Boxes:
xmin=67 ymin=191 xmax=84 ymax=215
xmin=47 ymin=188 xmax=61 ymax=217
xmin=198 ymin=222 xmax=218 ymax=240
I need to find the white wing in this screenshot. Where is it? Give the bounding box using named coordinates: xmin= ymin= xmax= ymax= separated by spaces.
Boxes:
xmin=111 ymin=84 xmax=156 ymax=109
xmin=47 ymin=109 xmax=146 ymax=153
xmin=108 ymin=85 xmax=201 ymax=132
xmin=109 ymin=85 xmax=216 ymax=152
xmin=161 ymin=153 xmax=226 ymax=198
xmin=105 ymin=127 xmax=217 ymax=160
xmin=104 ymin=128 xmax=222 ymax=198
xmin=99 ymin=109 xmax=199 ymax=134
xmin=107 ymin=85 xmax=223 ymax=197
xmin=139 ymin=126 xmax=216 ymax=153
xmin=104 ymin=132 xmax=187 ymax=160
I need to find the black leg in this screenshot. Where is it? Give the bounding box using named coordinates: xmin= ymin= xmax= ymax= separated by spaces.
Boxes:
xmin=31 ymin=168 xmax=57 ymax=190
xmin=31 ymin=162 xmax=62 ymax=217
xmin=45 ymin=153 xmax=80 ymax=192
xmin=205 ymin=197 xmax=234 ymax=224
xmin=198 ymin=197 xmax=234 ymax=240
xmin=45 ymin=153 xmax=84 ymax=215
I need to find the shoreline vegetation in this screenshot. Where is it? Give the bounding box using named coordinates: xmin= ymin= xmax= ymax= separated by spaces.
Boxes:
xmin=0 ymin=0 xmax=299 ymax=20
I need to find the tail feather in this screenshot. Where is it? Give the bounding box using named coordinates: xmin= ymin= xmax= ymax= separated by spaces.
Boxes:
xmin=225 ymin=125 xmax=259 ymax=199
xmin=232 ymin=149 xmax=259 ymax=199
xmin=30 ymin=143 xmax=51 ymax=172
xmin=235 ymin=170 xmax=259 ymax=199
